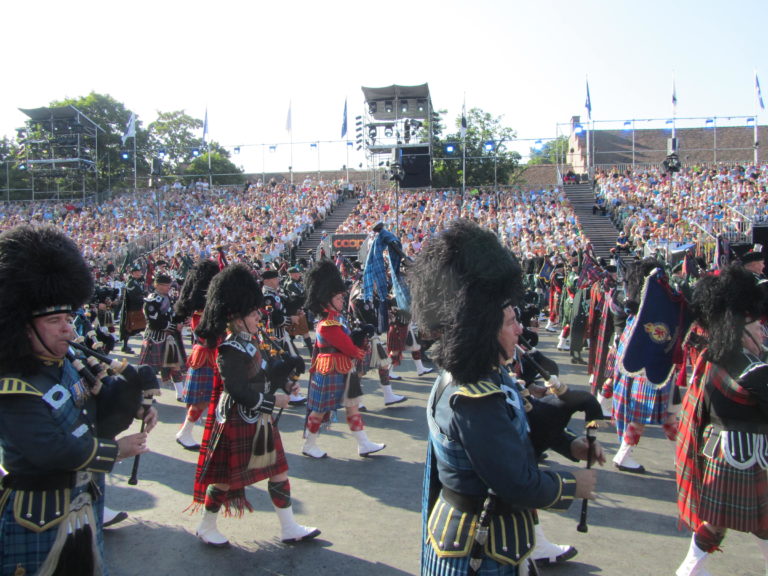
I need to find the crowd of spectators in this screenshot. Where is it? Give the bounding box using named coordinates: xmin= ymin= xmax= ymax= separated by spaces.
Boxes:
xmin=0 ymin=179 xmax=343 ymax=272
xmin=595 ymin=164 xmax=768 ymax=259
xmin=337 ymin=186 xmax=589 ymax=264
xmin=2 ymin=162 xmax=767 ymax=280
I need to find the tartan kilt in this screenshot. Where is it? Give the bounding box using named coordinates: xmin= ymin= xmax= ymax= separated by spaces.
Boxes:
xmin=612 ymin=369 xmax=669 ymax=438
xmin=421 ymin=544 xmax=519 ymax=576
xmin=139 ymin=334 xmax=186 ymax=370
xmin=612 ymin=318 xmax=670 ymax=438
xmin=307 ymin=371 xmax=348 ymax=413
xmin=695 ymin=425 xmax=768 ymax=532
xmin=197 ymin=412 xmax=288 ymax=490
xmin=387 ymin=323 xmax=408 ymax=354
xmin=182 ymin=365 xmax=215 ymax=405
xmin=0 ymin=481 xmax=105 ymax=576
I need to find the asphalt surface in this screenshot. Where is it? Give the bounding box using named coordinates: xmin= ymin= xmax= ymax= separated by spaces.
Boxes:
xmin=102 ymin=330 xmax=764 ymax=576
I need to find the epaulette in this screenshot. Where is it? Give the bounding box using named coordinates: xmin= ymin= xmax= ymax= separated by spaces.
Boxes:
xmin=0 ymin=378 xmax=43 ymax=397
xmin=143 ymin=294 xmax=163 ymax=303
xmin=321 ymin=320 xmax=343 ymax=328
xmin=452 ymin=379 xmax=504 ymax=399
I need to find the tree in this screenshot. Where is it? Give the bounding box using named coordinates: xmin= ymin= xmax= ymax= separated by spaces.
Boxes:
xmin=430 ymin=107 xmax=521 ymax=188
xmin=51 ymin=92 xmax=146 ymax=191
xmin=183 ymin=151 xmax=245 ymax=186
xmin=528 ymin=135 xmax=569 ymax=165
xmin=147 ymin=111 xmax=204 ymax=174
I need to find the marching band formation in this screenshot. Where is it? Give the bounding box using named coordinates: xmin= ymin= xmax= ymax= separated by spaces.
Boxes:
xmin=1 ymin=215 xmax=767 ymax=576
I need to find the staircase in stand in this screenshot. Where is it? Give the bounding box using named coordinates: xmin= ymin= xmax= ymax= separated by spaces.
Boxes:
xmin=301 ymin=196 xmax=360 ymax=258
xmin=564 ymin=181 xmax=620 ymax=262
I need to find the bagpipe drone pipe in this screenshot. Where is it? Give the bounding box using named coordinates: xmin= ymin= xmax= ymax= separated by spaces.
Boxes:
xmin=67 ymin=340 xmax=160 ymax=439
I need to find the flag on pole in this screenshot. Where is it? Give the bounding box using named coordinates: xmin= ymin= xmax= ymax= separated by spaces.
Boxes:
xmin=756 ymin=72 xmax=765 ymax=111
xmin=341 ymin=98 xmax=348 ymax=139
xmin=460 ymin=101 xmax=467 ymax=139
xmin=585 ymin=79 xmax=592 ymax=120
xmin=121 ymin=113 xmax=136 ymax=146
xmin=286 ymin=101 xmax=292 ymax=132
xmin=672 ymin=78 xmax=678 ymax=115
xmin=202 ymin=108 xmax=208 ymax=145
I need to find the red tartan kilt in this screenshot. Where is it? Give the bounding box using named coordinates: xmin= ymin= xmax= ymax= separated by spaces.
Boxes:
xmin=387 ymin=323 xmax=408 ymax=353
xmin=696 ymin=427 xmax=768 ymax=532
xmin=198 ymin=414 xmax=288 ymax=489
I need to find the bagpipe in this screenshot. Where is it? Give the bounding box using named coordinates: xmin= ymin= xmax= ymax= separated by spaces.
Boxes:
xmin=66 ymin=340 xmax=160 ymax=485
xmin=513 ymin=334 xmax=604 ymax=533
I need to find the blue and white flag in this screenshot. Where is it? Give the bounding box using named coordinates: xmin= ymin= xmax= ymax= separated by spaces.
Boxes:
xmin=341 ymin=98 xmax=348 ymax=139
xmin=585 ymin=79 xmax=592 ymax=120
xmin=202 ymin=108 xmax=208 ymax=144
xmin=121 ymin=113 xmax=136 ymax=146
xmin=756 ymin=72 xmax=765 ymax=111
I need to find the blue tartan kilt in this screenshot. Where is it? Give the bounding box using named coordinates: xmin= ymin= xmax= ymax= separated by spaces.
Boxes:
xmin=612 ymin=369 xmax=669 ymax=438
xmin=307 ymin=371 xmax=348 ymax=413
xmin=0 ymin=483 xmax=106 ymax=576
xmin=421 ymin=544 xmax=518 ymax=576
xmin=182 ymin=365 xmax=215 ymax=405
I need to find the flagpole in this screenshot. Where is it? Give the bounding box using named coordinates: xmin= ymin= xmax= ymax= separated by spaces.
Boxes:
xmin=585 ymin=77 xmax=591 ymax=178
xmin=132 ymin=130 xmax=137 ymax=194
xmin=754 ymin=70 xmax=760 ymax=166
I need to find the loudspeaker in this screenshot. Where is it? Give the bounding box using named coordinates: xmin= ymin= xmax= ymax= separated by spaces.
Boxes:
xmin=398 ymin=146 xmax=431 ymax=188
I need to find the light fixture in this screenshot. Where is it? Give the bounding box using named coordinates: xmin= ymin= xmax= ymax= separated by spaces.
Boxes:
xmin=384 ymin=101 xmax=393 ymax=114
xmin=368 ymin=102 xmax=377 ymax=114
xmin=445 ymin=144 xmax=456 ymax=154
xmin=400 ymin=100 xmax=409 ymax=113
xmin=484 ymin=141 xmax=494 ymax=152
xmin=368 ymin=126 xmax=377 ymax=141
xmin=384 ymin=125 xmax=394 ymax=138
xmin=417 ymin=99 xmax=426 ymax=112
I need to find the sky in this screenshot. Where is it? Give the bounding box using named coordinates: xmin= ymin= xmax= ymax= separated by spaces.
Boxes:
xmin=3 ymin=0 xmax=767 ymax=175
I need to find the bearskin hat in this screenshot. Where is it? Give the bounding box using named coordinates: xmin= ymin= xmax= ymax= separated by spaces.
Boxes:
xmin=690 ymin=264 xmax=765 ymax=364
xmin=0 ymin=225 xmax=94 ymax=374
xmin=623 ymin=257 xmax=664 ymax=315
xmin=408 ymin=219 xmax=523 ymax=383
xmin=305 ymin=260 xmax=346 ymax=315
xmin=195 ymin=263 xmax=262 ymax=347
xmin=174 ymin=259 xmax=220 ymax=320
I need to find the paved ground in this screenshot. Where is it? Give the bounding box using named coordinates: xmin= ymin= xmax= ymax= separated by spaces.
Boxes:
xmin=103 ymin=330 xmax=764 ymax=576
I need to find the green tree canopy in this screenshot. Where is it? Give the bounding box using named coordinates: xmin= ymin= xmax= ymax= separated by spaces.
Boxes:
xmin=527 ymin=135 xmax=569 ymax=165
xmin=430 ymin=107 xmax=521 ymax=188
xmin=147 ymin=111 xmax=205 ymax=173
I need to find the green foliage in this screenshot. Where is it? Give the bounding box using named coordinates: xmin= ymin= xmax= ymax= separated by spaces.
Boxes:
xmin=147 ymin=110 xmax=204 ymax=173
xmin=430 ymin=108 xmax=521 ymax=188
xmin=2 ymin=93 xmax=244 ymax=198
xmin=51 ymin=92 xmax=146 ymax=189
xmin=528 ymin=135 xmax=569 ymax=165
xmin=183 ymin=152 xmax=245 ymax=186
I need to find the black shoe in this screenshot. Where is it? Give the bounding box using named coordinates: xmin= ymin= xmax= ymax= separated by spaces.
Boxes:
xmin=121 ymin=346 xmax=134 ymax=355
xmin=534 ymin=545 xmax=578 ymax=566
xmin=103 ymin=510 xmax=129 ymax=528
xmin=176 ymin=438 xmax=201 ymax=451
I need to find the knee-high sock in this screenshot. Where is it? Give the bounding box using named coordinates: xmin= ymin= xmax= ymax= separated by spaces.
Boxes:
xmin=204 ymin=485 xmax=228 ymax=513
xmin=347 ymin=412 xmax=364 ymax=432
xmin=268 ymin=479 xmax=291 ymax=509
